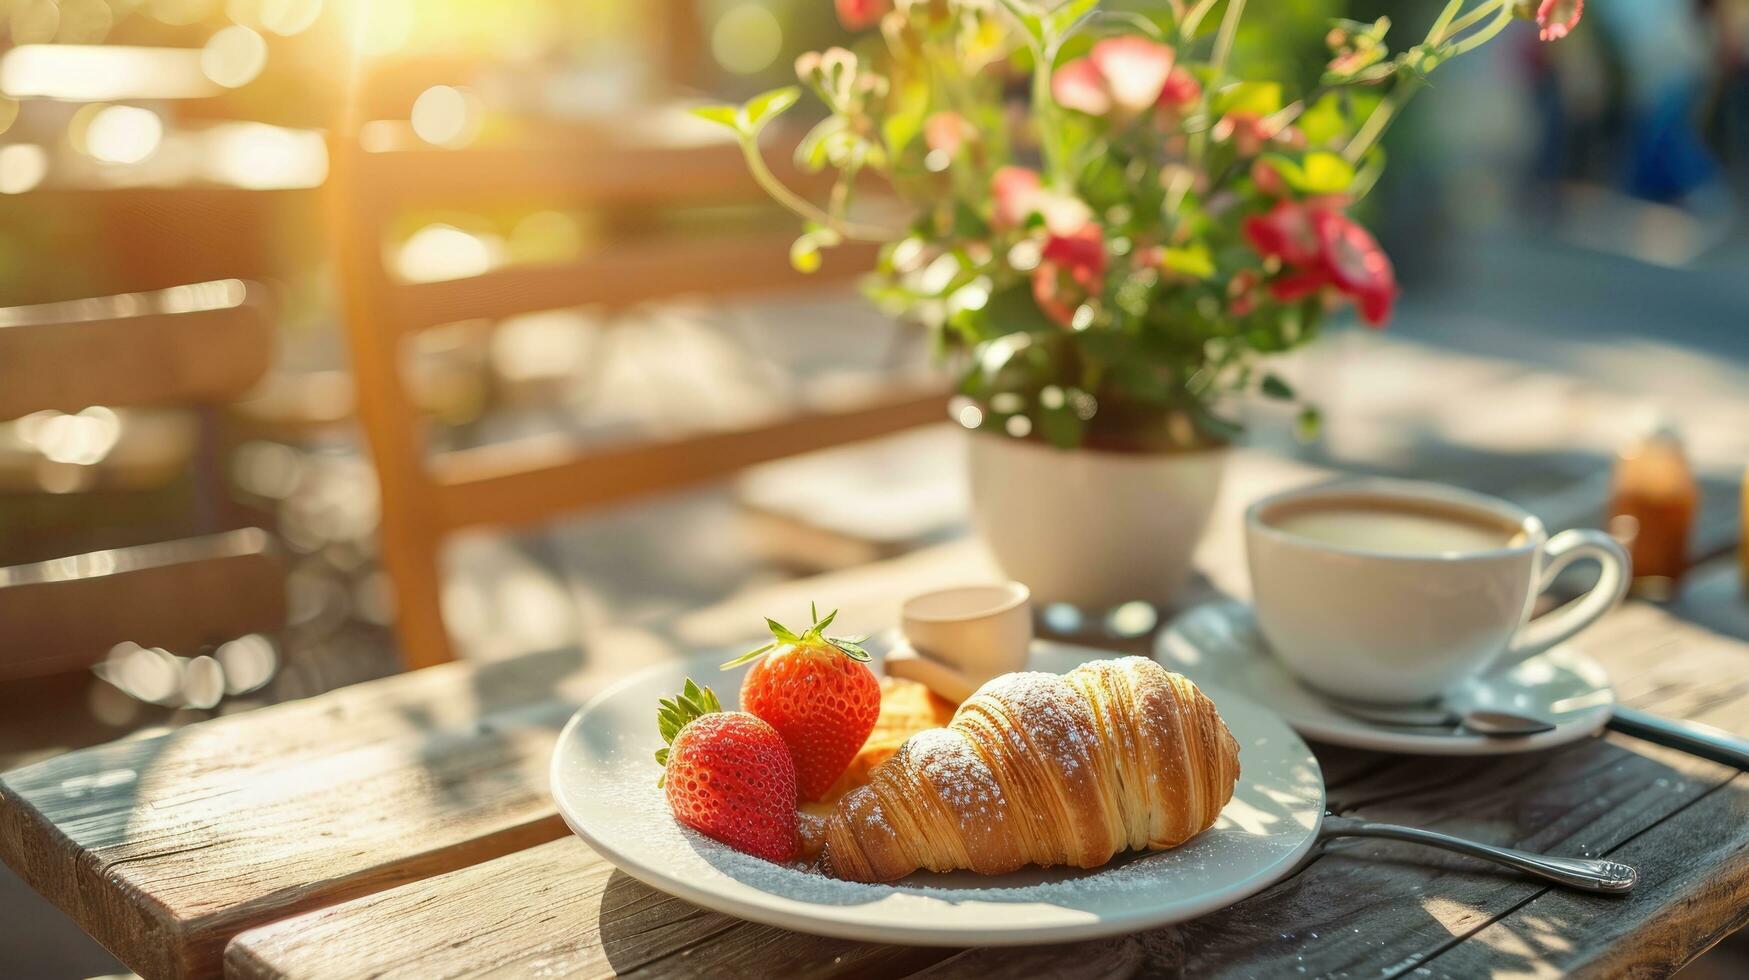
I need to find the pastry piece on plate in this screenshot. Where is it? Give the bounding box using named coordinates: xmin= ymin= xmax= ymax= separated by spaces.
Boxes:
xmin=820 ymin=657 xmax=1240 ymax=882
xmin=810 ymin=676 xmax=959 ymax=810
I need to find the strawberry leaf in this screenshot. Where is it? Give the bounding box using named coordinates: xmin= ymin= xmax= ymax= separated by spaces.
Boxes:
xmin=830 ymin=638 xmax=873 ymax=662
xmin=766 ymin=618 xmax=801 ymax=643
xmin=720 ymin=642 xmax=777 ymax=669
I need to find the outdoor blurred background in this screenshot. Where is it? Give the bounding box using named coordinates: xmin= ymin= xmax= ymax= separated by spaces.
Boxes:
xmin=2 ymin=0 xmax=1748 ymax=974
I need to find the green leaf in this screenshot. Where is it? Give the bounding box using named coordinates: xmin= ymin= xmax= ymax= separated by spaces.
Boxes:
xmin=1296 ymin=406 xmax=1323 ymax=443
xmin=996 ymin=0 xmax=1047 ymax=48
xmin=740 ymin=86 xmax=801 ymax=133
xmin=1260 ymin=374 xmax=1296 ymax=400
xmin=1297 ymin=94 xmax=1350 ymax=146
xmin=720 ymin=641 xmax=776 ymax=669
xmin=1160 ymin=243 xmax=1216 ymax=280
xmin=1048 ymin=0 xmax=1100 ymax=39
xmin=689 ymin=104 xmax=740 ymax=131
xmin=811 ymin=607 xmax=837 ymax=635
xmin=766 ymin=618 xmax=800 ymax=643
xmin=1214 ymin=82 xmax=1282 ymax=116
xmin=830 ymin=639 xmax=873 ymax=663
xmin=882 ymin=79 xmax=929 ymax=158
xmin=1299 ymin=152 xmax=1356 ymax=194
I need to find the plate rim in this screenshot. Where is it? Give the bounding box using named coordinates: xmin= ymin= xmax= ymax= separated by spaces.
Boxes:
xmin=1155 ymin=599 xmax=1616 ymax=756
xmin=550 ymin=643 xmax=1326 ymax=947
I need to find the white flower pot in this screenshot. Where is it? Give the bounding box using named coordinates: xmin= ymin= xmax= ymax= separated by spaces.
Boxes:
xmin=966 ymin=430 xmax=1227 ymax=611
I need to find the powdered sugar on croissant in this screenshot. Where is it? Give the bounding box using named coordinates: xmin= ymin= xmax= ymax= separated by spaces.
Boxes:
xmin=820 ymin=657 xmax=1240 ymax=882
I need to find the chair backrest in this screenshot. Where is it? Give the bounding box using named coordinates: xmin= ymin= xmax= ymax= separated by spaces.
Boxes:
xmin=0 ymin=281 xmax=286 ymax=680
xmin=329 ymin=119 xmax=946 ymax=669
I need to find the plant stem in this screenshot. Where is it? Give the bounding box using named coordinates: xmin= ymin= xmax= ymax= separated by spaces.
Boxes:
xmin=1444 ymin=0 xmax=1516 ymax=57
xmin=1436 ymin=2 xmax=1501 ymax=43
xmin=1426 ymin=0 xmax=1468 ymax=44
xmin=736 ymin=137 xmax=899 ymax=242
xmin=1342 ymin=0 xmax=1513 ymax=164
xmin=1188 ymin=0 xmax=1248 ymax=169
xmin=1209 ymin=0 xmax=1247 ymax=76
xmin=1181 ymin=0 xmax=1222 ymax=40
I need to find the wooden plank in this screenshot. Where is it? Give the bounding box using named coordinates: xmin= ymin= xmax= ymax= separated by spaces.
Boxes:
xmin=222 ymin=554 xmax=1749 ymax=980
xmin=0 ymin=529 xmax=286 ymax=680
xmin=0 ymin=281 xmax=272 ymax=418
xmin=0 ymin=646 xmax=615 ymax=979
xmin=394 ymin=236 xmax=880 ymax=330
xmin=431 ymin=386 xmax=950 ymax=532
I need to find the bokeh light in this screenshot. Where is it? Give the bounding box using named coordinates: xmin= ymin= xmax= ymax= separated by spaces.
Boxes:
xmin=0 ymin=96 xmax=17 ymax=136
xmin=711 ymin=3 xmax=783 ymax=76
xmin=2 ymin=46 xmax=218 ymax=101
xmin=410 ymin=85 xmax=480 ymax=148
xmin=16 ymin=407 xmax=124 ymax=465
xmin=9 ymin=0 xmax=61 ymax=45
xmin=343 ymin=0 xmax=414 ymax=56
xmin=83 ymin=104 xmax=163 ymax=164
xmin=258 ymin=0 xmax=324 ymax=36
xmin=201 ymin=25 xmax=269 ymax=89
xmin=395 ymin=223 xmax=501 ymax=282
xmin=202 ymin=122 xmax=328 ymax=188
xmin=55 ymin=0 xmax=114 ymax=43
xmin=151 ymin=0 xmax=218 ymax=27
xmin=0 ymin=143 xmax=48 ymax=194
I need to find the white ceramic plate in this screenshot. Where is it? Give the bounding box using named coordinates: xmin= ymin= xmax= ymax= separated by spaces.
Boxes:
xmin=1157 ymin=600 xmax=1616 ymax=755
xmin=552 ymin=639 xmax=1324 ymax=947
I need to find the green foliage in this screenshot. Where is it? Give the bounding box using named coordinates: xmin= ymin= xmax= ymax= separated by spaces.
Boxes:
xmin=707 ymin=0 xmax=1566 ymax=450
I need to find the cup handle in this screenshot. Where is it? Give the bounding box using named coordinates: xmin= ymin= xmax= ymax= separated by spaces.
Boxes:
xmin=1499 ymin=528 xmax=1631 ymax=669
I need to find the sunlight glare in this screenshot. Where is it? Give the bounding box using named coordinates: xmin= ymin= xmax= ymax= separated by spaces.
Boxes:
xmin=396 ymin=223 xmax=500 ymax=283
xmin=201 ymin=25 xmax=269 ymax=89
xmin=2 ymin=46 xmax=217 ymax=101
xmin=410 ymin=85 xmax=479 ymax=147
xmin=203 ymin=122 xmax=327 ymax=188
xmin=84 ymin=105 xmax=162 ymax=164
xmin=711 ymin=3 xmax=782 ymax=76
xmin=343 ymin=0 xmax=414 ymax=56
xmin=0 ymin=143 xmax=48 ymax=194
xmin=259 ymin=0 xmax=323 ymax=35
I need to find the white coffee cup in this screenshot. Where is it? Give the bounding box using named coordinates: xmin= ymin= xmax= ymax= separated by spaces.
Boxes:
xmin=889 ymin=583 xmax=1032 ymax=701
xmin=1245 ymin=478 xmax=1630 ymax=704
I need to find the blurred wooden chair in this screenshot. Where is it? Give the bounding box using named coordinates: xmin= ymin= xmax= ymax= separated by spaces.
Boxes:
xmin=329 ymin=120 xmax=946 ymax=669
xmin=0 ymin=281 xmax=286 ymax=680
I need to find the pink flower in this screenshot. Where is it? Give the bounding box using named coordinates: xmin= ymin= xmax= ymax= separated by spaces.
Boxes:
xmin=1155 ymin=67 xmax=1201 ymax=111
xmin=924 ymin=111 xmax=973 ymax=157
xmin=1250 ymin=158 xmax=1288 ymax=197
xmin=1052 ymin=36 xmax=1177 ymax=119
xmin=1536 ymin=0 xmax=1583 ymax=42
xmin=1032 ymin=223 xmax=1106 ymax=327
xmin=991 ymin=166 xmax=1043 ymax=229
xmin=1212 ymin=112 xmax=1302 ymax=157
xmin=1242 ymin=200 xmax=1397 ymax=327
xmin=835 ymin=0 xmax=891 ymax=31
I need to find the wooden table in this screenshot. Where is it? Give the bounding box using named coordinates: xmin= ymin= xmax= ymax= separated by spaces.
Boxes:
xmin=3 ymin=440 xmax=1747 ymax=978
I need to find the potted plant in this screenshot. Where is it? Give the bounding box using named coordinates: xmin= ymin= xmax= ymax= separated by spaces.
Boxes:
xmin=695 ymin=0 xmax=1585 ymax=609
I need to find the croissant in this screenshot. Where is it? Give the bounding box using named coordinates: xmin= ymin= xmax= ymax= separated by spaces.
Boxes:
xmin=820 ymin=656 xmax=1239 ymax=882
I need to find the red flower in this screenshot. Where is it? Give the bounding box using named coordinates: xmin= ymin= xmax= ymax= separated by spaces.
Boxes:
xmin=991 ymin=166 xmax=1043 ymax=229
xmin=1156 ymin=67 xmax=1202 ymax=111
xmin=1536 ymin=0 xmax=1583 ymax=42
xmin=1052 ymin=36 xmax=1177 ymax=119
xmin=1032 ymin=223 xmax=1106 ymax=327
xmin=1242 ymin=200 xmax=1397 ymax=327
xmin=1213 ymin=112 xmax=1303 ymax=157
xmin=835 ymin=0 xmax=891 ymax=31
xmin=1243 ymin=200 xmax=1322 ymax=267
xmin=1313 ymin=209 xmax=1397 ymax=325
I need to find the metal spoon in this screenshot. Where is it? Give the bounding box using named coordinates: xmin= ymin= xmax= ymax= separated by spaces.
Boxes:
xmin=1318 ymin=694 xmax=1557 ymax=737
xmin=1321 ymin=814 xmax=1637 ymax=893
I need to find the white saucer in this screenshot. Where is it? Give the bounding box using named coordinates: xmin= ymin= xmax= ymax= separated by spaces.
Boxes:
xmin=552 ymin=639 xmax=1324 ymax=946
xmin=1156 ymin=600 xmax=1615 ymax=755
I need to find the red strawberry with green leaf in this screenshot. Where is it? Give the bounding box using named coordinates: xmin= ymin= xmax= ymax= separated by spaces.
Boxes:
xmin=722 ymin=604 xmax=881 ymax=802
xmin=657 ymin=678 xmax=798 ymax=863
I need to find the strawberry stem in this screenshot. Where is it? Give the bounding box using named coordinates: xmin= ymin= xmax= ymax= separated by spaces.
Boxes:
xmin=720 ymin=603 xmax=871 ymax=667
xmin=655 ymin=678 xmax=721 ymax=786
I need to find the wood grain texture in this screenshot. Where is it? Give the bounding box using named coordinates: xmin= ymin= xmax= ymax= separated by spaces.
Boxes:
xmin=0 ymin=647 xmax=616 ymax=979
xmin=0 ymin=529 xmax=286 ymax=680
xmin=0 ymin=280 xmax=272 ymax=419
xmin=223 ymin=556 xmax=1749 ymax=980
